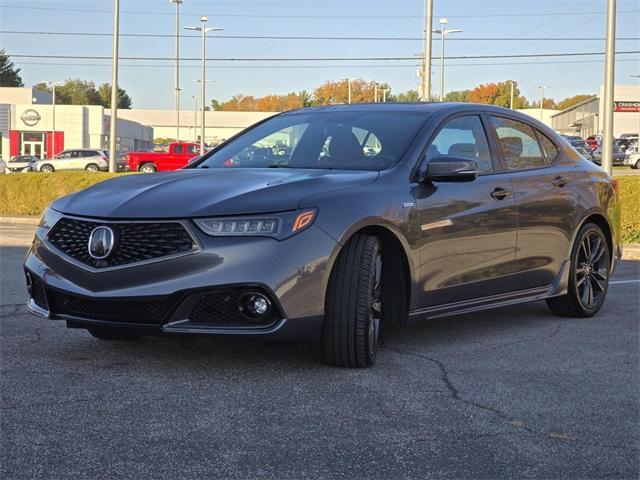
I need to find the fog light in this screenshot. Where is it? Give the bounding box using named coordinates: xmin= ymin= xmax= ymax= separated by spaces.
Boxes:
xmin=25 ymin=271 xmax=33 ymax=296
xmin=238 ymin=293 xmax=271 ymax=320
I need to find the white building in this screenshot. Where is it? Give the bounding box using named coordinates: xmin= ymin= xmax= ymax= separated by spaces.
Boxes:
xmin=0 ymin=87 xmax=153 ymax=160
xmin=113 ymin=109 xmax=278 ymax=145
xmin=515 ymin=108 xmax=557 ymax=127
xmin=552 ymin=84 xmax=640 ymax=138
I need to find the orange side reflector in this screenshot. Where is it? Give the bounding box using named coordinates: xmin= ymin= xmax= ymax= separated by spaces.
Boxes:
xmin=292 ymin=211 xmax=316 ymax=232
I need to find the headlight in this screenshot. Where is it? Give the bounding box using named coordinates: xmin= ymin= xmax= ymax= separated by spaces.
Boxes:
xmin=194 ymin=209 xmax=317 ymax=240
xmin=37 ymin=206 xmax=63 ymax=230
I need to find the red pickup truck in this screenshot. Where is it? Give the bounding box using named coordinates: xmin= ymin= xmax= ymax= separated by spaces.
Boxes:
xmin=126 ymin=142 xmax=202 ymax=173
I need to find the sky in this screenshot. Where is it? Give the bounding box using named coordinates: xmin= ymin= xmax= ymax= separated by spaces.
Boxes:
xmin=1 ymin=0 xmax=639 ymax=109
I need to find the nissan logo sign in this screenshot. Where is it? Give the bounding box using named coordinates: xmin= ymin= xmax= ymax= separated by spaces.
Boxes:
xmin=21 ymin=109 xmax=42 ymax=127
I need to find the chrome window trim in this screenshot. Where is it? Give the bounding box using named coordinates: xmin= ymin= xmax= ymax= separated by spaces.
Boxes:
xmin=44 ymin=215 xmax=203 ymax=273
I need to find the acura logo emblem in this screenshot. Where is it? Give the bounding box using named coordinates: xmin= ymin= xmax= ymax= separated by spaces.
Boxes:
xmin=88 ymin=226 xmax=116 ymax=259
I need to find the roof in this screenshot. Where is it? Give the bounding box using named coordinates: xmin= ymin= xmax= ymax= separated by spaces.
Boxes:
xmin=551 ymin=96 xmax=598 ymax=117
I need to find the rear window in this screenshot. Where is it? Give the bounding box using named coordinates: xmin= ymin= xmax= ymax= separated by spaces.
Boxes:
xmin=490 ymin=117 xmax=546 ymax=171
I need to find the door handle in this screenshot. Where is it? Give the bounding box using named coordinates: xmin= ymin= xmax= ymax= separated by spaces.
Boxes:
xmin=490 ymin=187 xmax=512 ymax=200
xmin=552 ymin=175 xmax=569 ymax=187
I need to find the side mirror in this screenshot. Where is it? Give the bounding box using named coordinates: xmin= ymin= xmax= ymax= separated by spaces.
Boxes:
xmin=419 ymin=156 xmax=479 ymax=183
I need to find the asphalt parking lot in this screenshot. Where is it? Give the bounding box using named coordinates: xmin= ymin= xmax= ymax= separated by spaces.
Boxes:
xmin=1 ymin=224 xmax=638 ymax=479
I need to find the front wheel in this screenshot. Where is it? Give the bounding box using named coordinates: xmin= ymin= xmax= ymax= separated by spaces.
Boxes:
xmin=322 ymin=234 xmax=382 ymax=368
xmin=85 ymin=163 xmax=99 ymax=172
xmin=87 ymin=327 xmax=140 ymax=341
xmin=40 ymin=164 xmax=54 ymax=173
xmin=546 ymin=223 xmax=610 ymax=317
xmin=633 ymin=159 xmax=640 ymax=170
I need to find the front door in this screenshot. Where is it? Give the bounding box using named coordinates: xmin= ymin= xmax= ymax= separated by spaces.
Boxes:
xmin=22 ymin=142 xmax=43 ymax=159
xmin=413 ymin=114 xmax=518 ymax=309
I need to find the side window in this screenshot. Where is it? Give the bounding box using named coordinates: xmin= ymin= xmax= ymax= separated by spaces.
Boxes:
xmin=537 ymin=133 xmax=558 ymax=164
xmin=189 ymin=145 xmax=199 ymax=154
xmin=490 ymin=117 xmax=546 ymax=170
xmin=427 ymin=115 xmax=493 ymax=173
xmin=70 ymin=151 xmax=81 ymax=158
xmin=173 ymin=145 xmax=184 ymax=154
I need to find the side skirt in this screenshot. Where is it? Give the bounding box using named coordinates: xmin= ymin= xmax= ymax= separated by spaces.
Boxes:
xmin=408 ymin=260 xmax=569 ymax=323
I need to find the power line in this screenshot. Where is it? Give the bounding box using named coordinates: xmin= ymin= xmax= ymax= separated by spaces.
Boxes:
xmin=0 ymin=4 xmax=638 ymax=19
xmin=1 ymin=30 xmax=639 ymax=42
xmin=7 ymin=50 xmax=640 ymax=62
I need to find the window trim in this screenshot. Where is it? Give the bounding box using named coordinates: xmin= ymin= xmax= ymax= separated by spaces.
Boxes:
xmin=487 ymin=113 xmax=557 ymax=173
xmin=411 ymin=111 xmax=498 ymax=182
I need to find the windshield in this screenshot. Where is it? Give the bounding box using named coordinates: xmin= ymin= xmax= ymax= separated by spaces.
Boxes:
xmin=196 ymin=111 xmax=426 ymax=170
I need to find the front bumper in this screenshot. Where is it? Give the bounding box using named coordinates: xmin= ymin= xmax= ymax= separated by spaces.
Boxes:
xmin=25 ymin=218 xmax=337 ymax=339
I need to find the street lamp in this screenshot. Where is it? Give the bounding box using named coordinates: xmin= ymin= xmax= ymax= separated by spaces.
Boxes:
xmin=170 ymin=0 xmax=183 ymax=142
xmin=190 ymin=95 xmax=198 ymax=142
xmin=380 ymin=88 xmax=390 ymax=102
xmin=346 ymin=78 xmax=352 ymax=104
xmin=433 ymin=18 xmax=462 ymax=102
xmin=536 ymin=85 xmax=548 ymax=121
xmin=46 ymin=81 xmax=62 ymax=158
xmin=185 ymin=16 xmax=222 ymax=155
xmin=506 ymin=80 xmax=516 ymax=109
xmin=601 ymin=0 xmax=617 ymax=174
xmin=108 ymin=0 xmax=120 ymax=172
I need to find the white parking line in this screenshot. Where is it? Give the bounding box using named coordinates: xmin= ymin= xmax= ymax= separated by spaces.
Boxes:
xmin=610 ymin=279 xmax=640 ymax=285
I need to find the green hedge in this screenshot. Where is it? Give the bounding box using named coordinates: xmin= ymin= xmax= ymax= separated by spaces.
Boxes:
xmin=1 ymin=171 xmax=639 ymax=243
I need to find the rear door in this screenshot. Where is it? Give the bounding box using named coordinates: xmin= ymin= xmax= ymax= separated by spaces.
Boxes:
xmin=488 ymin=115 xmax=580 ymax=288
xmin=413 ymin=113 xmax=518 ymax=308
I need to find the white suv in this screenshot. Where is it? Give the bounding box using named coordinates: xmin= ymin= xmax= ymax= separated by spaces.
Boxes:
xmin=34 ymin=149 xmax=109 ymax=173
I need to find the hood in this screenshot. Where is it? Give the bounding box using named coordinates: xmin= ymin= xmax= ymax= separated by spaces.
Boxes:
xmin=52 ymin=168 xmax=379 ymax=219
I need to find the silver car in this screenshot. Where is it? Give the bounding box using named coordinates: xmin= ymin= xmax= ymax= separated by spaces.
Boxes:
xmin=6 ymin=155 xmax=39 ymax=173
xmin=34 ymin=149 xmax=109 ymax=173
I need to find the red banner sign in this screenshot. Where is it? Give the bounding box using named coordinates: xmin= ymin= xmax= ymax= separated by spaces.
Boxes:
xmin=614 ymin=101 xmax=640 ymax=112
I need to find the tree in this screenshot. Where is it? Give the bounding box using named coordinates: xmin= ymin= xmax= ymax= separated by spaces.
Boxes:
xmin=444 ymin=89 xmax=471 ymax=102
xmin=97 ymin=83 xmax=133 ymax=109
xmin=210 ymin=99 xmax=221 ymax=111
xmin=467 ymin=81 xmax=528 ymax=108
xmin=530 ymin=98 xmax=557 ymax=109
xmin=0 ymin=50 xmax=23 ymax=87
xmin=395 ymin=90 xmax=421 ymax=102
xmin=556 ymin=94 xmax=595 ymax=111
xmin=312 ymin=78 xmax=390 ymax=105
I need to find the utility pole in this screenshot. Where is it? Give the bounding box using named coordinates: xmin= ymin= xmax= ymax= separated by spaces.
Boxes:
xmin=601 ymin=0 xmax=617 ymax=175
xmin=381 ymin=88 xmax=389 ymax=102
xmin=508 ymin=80 xmax=515 ymax=109
xmin=191 ymin=95 xmax=198 ymax=142
xmin=422 ymin=0 xmax=433 ymax=101
xmin=171 ymin=0 xmax=183 ymax=142
xmin=374 ymin=83 xmax=378 ymax=103
xmin=46 ymin=81 xmax=62 ymax=158
xmin=185 ymin=16 xmax=222 ymax=155
xmin=347 ymin=78 xmax=352 ymax=104
xmin=108 ymin=0 xmax=120 ymax=173
xmin=434 ymin=19 xmax=463 ymax=102
xmin=536 ymin=86 xmax=548 ymax=121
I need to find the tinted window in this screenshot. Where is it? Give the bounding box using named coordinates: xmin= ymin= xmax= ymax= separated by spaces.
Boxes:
xmin=174 ymin=145 xmax=184 ymax=154
xmin=538 ymin=133 xmax=558 ymax=164
xmin=188 ymin=145 xmax=200 ymax=154
xmin=427 ymin=115 xmax=493 ymax=173
xmin=491 ymin=117 xmax=546 ymax=170
xmin=198 ymin=112 xmax=426 ymax=170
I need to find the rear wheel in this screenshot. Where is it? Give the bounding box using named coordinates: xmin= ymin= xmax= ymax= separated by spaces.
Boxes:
xmin=546 ymin=223 xmax=610 ymax=317
xmin=85 ymin=163 xmax=99 ymax=172
xmin=633 ymin=159 xmax=640 ymax=170
xmin=322 ymin=234 xmax=382 ymax=368
xmin=87 ymin=327 xmax=140 ymax=341
xmin=40 ymin=164 xmax=54 ymax=173
xmin=140 ymin=163 xmax=157 ymax=173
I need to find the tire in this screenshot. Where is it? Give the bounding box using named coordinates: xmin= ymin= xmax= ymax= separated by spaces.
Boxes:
xmin=633 ymin=159 xmax=640 ymax=170
xmin=40 ymin=164 xmax=54 ymax=173
xmin=546 ymin=223 xmax=611 ymax=317
xmin=140 ymin=163 xmax=157 ymax=173
xmin=85 ymin=163 xmax=99 ymax=172
xmin=322 ymin=234 xmax=383 ymax=368
xmin=87 ymin=327 xmax=140 ymax=341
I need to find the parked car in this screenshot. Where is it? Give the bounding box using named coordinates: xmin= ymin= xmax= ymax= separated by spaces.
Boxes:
xmin=623 ymin=151 xmax=640 ymax=169
xmin=6 ymin=155 xmax=38 ymax=173
xmin=591 ymin=143 xmax=628 ymax=166
xmin=34 ymin=149 xmax=109 ymax=173
xmin=0 ymin=157 xmax=5 ymax=174
xmin=574 ymin=146 xmax=594 ymax=162
xmin=25 ymin=103 xmax=622 ymax=368
xmin=585 ymin=135 xmax=600 ymax=152
xmin=126 ymin=142 xmax=201 ymax=173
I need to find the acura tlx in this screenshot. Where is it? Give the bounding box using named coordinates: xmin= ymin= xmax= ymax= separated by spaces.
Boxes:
xmin=24 ymin=103 xmax=621 ymax=368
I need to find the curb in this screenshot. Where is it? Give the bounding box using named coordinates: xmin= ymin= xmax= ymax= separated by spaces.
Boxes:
xmin=623 ymin=244 xmax=640 ymax=261
xmin=0 ymin=216 xmax=39 ymax=225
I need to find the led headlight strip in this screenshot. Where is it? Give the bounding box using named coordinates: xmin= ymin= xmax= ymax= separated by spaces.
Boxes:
xmin=194 ymin=210 xmax=316 ymax=240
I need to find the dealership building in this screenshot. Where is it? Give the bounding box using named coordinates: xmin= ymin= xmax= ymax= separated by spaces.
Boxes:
xmin=0 ymin=87 xmax=153 ymax=160
xmin=551 ymin=84 xmax=640 ymax=138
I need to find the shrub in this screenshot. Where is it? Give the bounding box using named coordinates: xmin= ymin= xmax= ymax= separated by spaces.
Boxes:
xmin=617 ymin=176 xmax=640 ymax=243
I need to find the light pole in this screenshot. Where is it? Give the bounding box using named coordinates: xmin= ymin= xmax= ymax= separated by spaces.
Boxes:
xmin=191 ymin=79 xmax=213 ymax=143
xmin=434 ymin=19 xmax=463 ymax=102
xmin=191 ymin=95 xmax=198 ymax=142
xmin=507 ymin=80 xmax=515 ymax=109
xmin=601 ymin=0 xmax=617 ymax=175
xmin=185 ymin=16 xmax=222 ymax=155
xmin=381 ymin=88 xmax=389 ymax=102
xmin=46 ymin=81 xmax=62 ymax=158
xmin=374 ymin=83 xmax=378 ymax=103
xmin=422 ymin=0 xmax=434 ymax=101
xmin=536 ymin=85 xmax=548 ymax=121
xmin=171 ymin=0 xmax=183 ymax=142
xmin=347 ymin=78 xmax=352 ymax=104
xmin=108 ymin=0 xmax=120 ymax=172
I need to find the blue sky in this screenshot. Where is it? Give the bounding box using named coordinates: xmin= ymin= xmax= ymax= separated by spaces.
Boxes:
xmin=1 ymin=0 xmax=638 ymax=109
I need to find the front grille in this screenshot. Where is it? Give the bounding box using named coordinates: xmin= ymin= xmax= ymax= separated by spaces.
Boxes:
xmin=48 ymin=290 xmax=179 ymax=325
xmin=189 ymin=288 xmax=278 ymax=326
xmin=48 ymin=218 xmax=196 ymax=268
